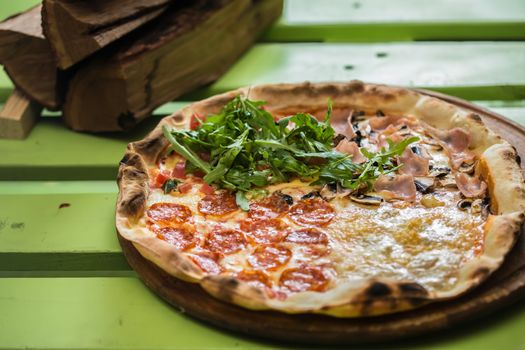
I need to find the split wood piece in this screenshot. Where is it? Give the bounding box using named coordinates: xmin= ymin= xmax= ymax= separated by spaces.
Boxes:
xmin=0 ymin=89 xmax=42 ymax=139
xmin=63 ymin=0 xmax=284 ymax=132
xmin=0 ymin=5 xmax=65 ymax=110
xmin=42 ymin=0 xmax=173 ymax=69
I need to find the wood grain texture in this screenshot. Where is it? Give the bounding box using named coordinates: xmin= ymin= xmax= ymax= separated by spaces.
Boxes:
xmin=0 ymin=89 xmax=41 ymax=139
xmin=0 ymin=5 xmax=65 ymax=110
xmin=118 ymin=91 xmax=525 ymax=344
xmin=42 ymin=0 xmax=171 ymax=69
xmin=62 ymin=0 xmax=283 ymax=132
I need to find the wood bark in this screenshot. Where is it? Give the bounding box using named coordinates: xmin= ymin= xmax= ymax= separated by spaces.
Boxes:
xmin=42 ymin=0 xmax=172 ymax=69
xmin=63 ymin=0 xmax=283 ymax=132
xmin=0 ymin=5 xmax=64 ymax=110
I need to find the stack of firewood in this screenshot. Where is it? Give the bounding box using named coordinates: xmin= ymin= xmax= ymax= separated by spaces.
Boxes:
xmin=0 ymin=0 xmax=283 ymax=138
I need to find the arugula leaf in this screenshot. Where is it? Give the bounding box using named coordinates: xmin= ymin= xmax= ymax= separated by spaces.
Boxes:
xmin=162 ymin=126 xmax=211 ymax=174
xmin=162 ymin=96 xmax=419 ymax=198
xmin=235 ymin=191 xmax=250 ymax=211
xmin=203 ymin=129 xmax=248 ymax=184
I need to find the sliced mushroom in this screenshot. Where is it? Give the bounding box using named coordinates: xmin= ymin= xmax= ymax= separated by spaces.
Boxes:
xmin=458 ymin=161 xmax=476 ymax=174
xmin=410 ymin=145 xmax=423 ymax=157
xmin=457 ymin=199 xmax=472 ymax=211
xmin=429 ymin=166 xmax=451 ymax=178
xmin=319 ymin=184 xmax=338 ymax=201
xmin=438 ymin=177 xmax=457 ymax=188
xmin=427 ymin=144 xmax=444 ymax=152
xmin=471 ymin=198 xmax=483 ymax=214
xmin=301 ymin=191 xmax=321 ymax=200
xmin=352 ymin=129 xmax=363 ymax=146
xmin=422 ymin=136 xmax=443 ymax=151
xmin=414 ymin=177 xmax=435 ymax=194
xmin=421 ymin=195 xmax=445 ymax=208
xmin=481 ymin=197 xmax=491 ymax=216
xmin=352 ymin=111 xmax=366 ymax=122
xmin=399 ymin=128 xmax=413 ymax=137
xmin=276 ymin=192 xmax=294 ymax=206
xmin=333 ymin=133 xmax=346 ymax=145
xmin=349 ymin=194 xmax=383 ymax=206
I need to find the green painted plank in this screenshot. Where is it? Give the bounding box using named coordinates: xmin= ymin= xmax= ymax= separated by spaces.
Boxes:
xmin=0 ymin=0 xmax=39 ymax=20
xmin=192 ymin=43 xmax=525 ymax=101
xmin=281 ymin=0 xmax=525 ymax=23
xmin=0 ymin=193 xmax=117 ymax=247
xmin=1 ymin=277 xmax=525 ymax=349
xmin=0 ymin=191 xmax=128 ymax=271
xmin=265 ymin=0 xmax=525 ymax=42
xmin=0 ymin=180 xmax=116 ymax=194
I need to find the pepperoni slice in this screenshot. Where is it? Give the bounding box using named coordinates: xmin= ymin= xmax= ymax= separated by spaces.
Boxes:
xmin=198 ymin=191 xmax=238 ymax=216
xmin=249 ymin=192 xmax=291 ymax=219
xmin=236 ymin=270 xmax=272 ymax=289
xmin=248 ymin=244 xmax=291 ymax=271
xmin=189 ymin=251 xmax=223 ymax=275
xmin=284 ymin=228 xmax=329 ymax=245
xmin=240 ymin=218 xmax=287 ymax=244
xmin=147 ymin=202 xmax=192 ymax=225
xmin=288 ymin=198 xmax=335 ymax=227
xmin=155 ymin=225 xmax=197 ymax=251
xmin=279 ymin=266 xmax=330 ymax=293
xmin=204 ymin=228 xmax=246 ymax=254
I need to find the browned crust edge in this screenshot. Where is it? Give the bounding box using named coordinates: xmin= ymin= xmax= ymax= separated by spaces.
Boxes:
xmin=116 ymin=81 xmax=525 ymax=317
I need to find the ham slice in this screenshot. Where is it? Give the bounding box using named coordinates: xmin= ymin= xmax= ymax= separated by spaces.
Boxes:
xmin=368 ymin=115 xmax=398 ymax=131
xmin=373 ymin=174 xmax=417 ymax=201
xmin=368 ymin=115 xmax=417 ymax=131
xmin=374 ymin=132 xmax=405 ymax=149
xmin=424 ymin=125 xmax=476 ymax=169
xmin=398 ymin=147 xmax=430 ymax=176
xmin=335 ymin=139 xmax=367 ymax=163
xmin=455 ymin=173 xmax=487 ymax=198
xmin=331 ymin=110 xmax=356 ymax=139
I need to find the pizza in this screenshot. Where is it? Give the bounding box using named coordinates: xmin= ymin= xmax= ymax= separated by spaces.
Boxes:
xmin=116 ymin=81 xmax=525 ymax=317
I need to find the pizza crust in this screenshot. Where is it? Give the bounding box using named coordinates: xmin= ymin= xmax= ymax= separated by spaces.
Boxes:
xmin=116 ymin=81 xmax=525 ymax=317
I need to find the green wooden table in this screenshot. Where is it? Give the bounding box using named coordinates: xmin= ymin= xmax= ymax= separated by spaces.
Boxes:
xmin=1 ymin=1 xmax=525 ymax=349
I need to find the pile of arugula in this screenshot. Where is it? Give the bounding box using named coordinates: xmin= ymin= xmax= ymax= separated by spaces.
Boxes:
xmin=162 ymin=96 xmax=418 ymax=209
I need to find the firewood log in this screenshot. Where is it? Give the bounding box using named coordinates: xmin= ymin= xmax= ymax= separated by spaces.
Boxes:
xmin=0 ymin=5 xmax=64 ymax=110
xmin=63 ymin=0 xmax=283 ymax=132
xmin=0 ymin=89 xmax=42 ymax=139
xmin=42 ymin=0 xmax=172 ymax=69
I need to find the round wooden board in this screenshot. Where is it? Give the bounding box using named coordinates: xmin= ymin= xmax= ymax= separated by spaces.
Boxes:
xmin=118 ymin=90 xmax=525 ymax=345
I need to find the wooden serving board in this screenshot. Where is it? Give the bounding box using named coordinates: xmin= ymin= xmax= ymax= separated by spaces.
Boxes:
xmin=118 ymin=90 xmax=525 ymax=345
